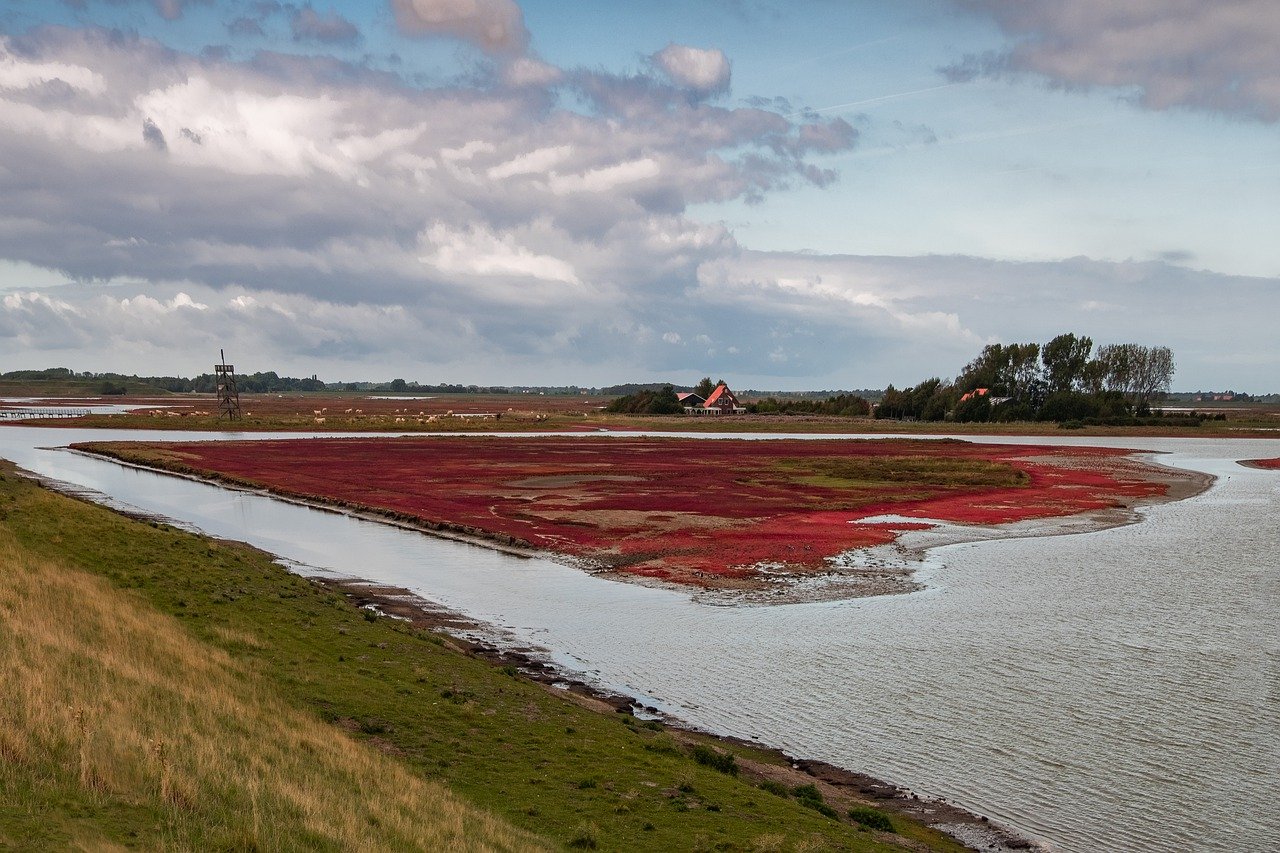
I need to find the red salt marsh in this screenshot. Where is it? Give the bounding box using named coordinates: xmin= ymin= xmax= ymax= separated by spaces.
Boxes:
xmin=80 ymin=436 xmax=1195 ymax=591
xmin=1242 ymin=457 xmax=1280 ymax=470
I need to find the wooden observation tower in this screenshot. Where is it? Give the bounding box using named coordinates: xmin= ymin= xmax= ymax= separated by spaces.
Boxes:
xmin=215 ymin=349 xmax=241 ymax=421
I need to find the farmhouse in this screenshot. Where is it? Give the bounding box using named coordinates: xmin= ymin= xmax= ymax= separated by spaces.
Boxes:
xmin=676 ymin=391 xmax=706 ymax=408
xmin=686 ymin=383 xmax=747 ymax=415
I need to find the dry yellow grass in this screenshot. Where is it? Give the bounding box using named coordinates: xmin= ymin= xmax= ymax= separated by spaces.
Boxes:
xmin=0 ymin=528 xmax=545 ymax=851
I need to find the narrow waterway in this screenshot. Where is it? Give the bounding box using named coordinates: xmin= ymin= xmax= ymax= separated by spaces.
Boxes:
xmin=2 ymin=426 xmax=1276 ymax=852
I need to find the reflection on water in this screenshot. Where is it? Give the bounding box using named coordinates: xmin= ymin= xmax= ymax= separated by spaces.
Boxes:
xmin=1 ymin=426 xmax=1277 ymax=852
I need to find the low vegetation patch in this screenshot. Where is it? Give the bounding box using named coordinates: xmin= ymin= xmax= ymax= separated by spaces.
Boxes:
xmin=0 ymin=463 xmax=963 ymax=851
xmin=690 ymin=744 xmax=738 ymax=775
xmin=0 ymin=480 xmax=535 ymax=851
xmin=848 ymin=805 xmax=896 ymax=833
xmin=77 ymin=435 xmax=1169 ymax=590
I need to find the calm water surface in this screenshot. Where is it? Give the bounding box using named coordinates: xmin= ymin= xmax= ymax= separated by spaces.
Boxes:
xmin=2 ymin=427 xmax=1276 ymax=852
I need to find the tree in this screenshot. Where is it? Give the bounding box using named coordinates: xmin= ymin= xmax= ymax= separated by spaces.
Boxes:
xmin=1006 ymin=343 xmax=1041 ymax=402
xmin=958 ymin=344 xmax=1010 ymax=393
xmin=958 ymin=342 xmax=1040 ymax=402
xmin=389 ymin=378 xmax=407 ymax=392
xmin=1131 ymin=345 xmax=1175 ymax=410
xmin=1092 ymin=344 xmax=1175 ymax=409
xmin=953 ymin=394 xmax=992 ymax=423
xmin=694 ymin=377 xmax=715 ymax=397
xmin=1041 ymin=333 xmax=1093 ymax=393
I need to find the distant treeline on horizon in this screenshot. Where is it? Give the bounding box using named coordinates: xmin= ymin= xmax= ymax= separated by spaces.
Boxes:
xmin=0 ymin=368 xmax=1273 ymax=402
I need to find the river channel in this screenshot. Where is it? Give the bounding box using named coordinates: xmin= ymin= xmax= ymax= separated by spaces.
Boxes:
xmin=2 ymin=426 xmax=1276 ymax=852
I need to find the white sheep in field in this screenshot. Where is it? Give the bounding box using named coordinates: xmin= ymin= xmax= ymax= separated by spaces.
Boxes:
xmin=344 ymin=408 xmax=353 ymax=413
xmin=314 ymin=417 xmax=326 ymax=424
xmin=395 ymin=417 xmax=405 ymax=423
xmin=313 ymin=409 xmax=323 ymax=416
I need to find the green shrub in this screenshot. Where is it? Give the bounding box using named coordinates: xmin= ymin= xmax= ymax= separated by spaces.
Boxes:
xmin=758 ymin=779 xmax=789 ymax=797
xmin=689 ymin=744 xmax=738 ymax=775
xmin=791 ymin=784 xmax=821 ymax=801
xmin=568 ymin=823 xmax=599 ymax=849
xmin=848 ymin=805 xmax=895 ymax=832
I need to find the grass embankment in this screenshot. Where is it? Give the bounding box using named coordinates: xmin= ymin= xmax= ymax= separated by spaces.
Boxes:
xmin=0 ymin=464 xmax=963 ymax=852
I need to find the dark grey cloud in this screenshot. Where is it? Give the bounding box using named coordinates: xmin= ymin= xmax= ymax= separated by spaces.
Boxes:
xmin=141 ymin=116 xmax=167 ymax=150
xmin=5 ymin=22 xmax=1272 ymax=387
xmin=951 ymin=0 xmax=1280 ymax=122
xmin=289 ymin=6 xmax=359 ymax=45
xmin=226 ymin=16 xmax=266 ymax=38
xmin=0 ymin=25 xmax=861 ymax=380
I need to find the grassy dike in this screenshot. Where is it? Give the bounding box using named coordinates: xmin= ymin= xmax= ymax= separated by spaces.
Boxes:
xmin=0 ymin=463 xmax=967 ymax=852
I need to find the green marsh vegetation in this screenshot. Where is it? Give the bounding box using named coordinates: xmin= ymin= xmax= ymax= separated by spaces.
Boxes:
xmin=0 ymin=463 xmax=967 ymax=852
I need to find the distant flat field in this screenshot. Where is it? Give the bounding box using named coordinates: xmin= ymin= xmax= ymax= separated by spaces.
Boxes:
xmin=79 ymin=436 xmax=1184 ymax=591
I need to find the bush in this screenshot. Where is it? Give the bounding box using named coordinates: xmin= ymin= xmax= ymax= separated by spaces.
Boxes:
xmin=992 ymin=401 xmax=1035 ymax=422
xmin=848 ymin=805 xmax=895 ymax=832
xmin=791 ymin=783 xmax=822 ymax=801
xmin=952 ymin=394 xmax=992 ymax=423
xmin=1037 ymin=391 xmax=1100 ymax=423
xmin=758 ymin=779 xmax=789 ymax=797
xmin=690 ymin=744 xmax=738 ymax=775
xmin=568 ymin=823 xmax=599 ymax=849
xmin=605 ymin=385 xmax=683 ymax=415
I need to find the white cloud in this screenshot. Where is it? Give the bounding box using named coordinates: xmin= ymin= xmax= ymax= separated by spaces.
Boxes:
xmin=502 ymin=56 xmax=564 ymax=88
xmin=651 ymin=43 xmax=731 ymax=95
xmin=391 ymin=0 xmax=529 ymax=56
xmin=0 ymin=47 xmax=104 ymax=94
xmin=18 ymin=25 xmax=1275 ymax=388
xmin=546 ymin=158 xmax=661 ymax=194
xmin=418 ymin=222 xmax=580 ymax=285
xmin=954 ymin=0 xmax=1280 ymax=121
xmin=487 ymin=144 xmax=572 ymax=180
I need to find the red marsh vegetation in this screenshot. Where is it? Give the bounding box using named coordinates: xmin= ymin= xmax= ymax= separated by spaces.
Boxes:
xmin=1242 ymin=457 xmax=1280 ymax=469
xmin=80 ymin=435 xmax=1177 ymax=589
xmin=82 ymin=437 xmax=1177 ymax=588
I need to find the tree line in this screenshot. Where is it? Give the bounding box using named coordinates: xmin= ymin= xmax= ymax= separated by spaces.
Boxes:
xmin=878 ymin=334 xmax=1179 ymax=424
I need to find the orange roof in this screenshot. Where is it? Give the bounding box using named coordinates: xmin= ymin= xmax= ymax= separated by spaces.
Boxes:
xmin=703 ymin=383 xmax=730 ymax=406
xmin=959 ymin=387 xmax=989 ymax=403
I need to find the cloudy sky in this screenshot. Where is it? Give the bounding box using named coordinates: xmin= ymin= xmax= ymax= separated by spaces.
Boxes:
xmin=1 ymin=0 xmax=1277 ymax=390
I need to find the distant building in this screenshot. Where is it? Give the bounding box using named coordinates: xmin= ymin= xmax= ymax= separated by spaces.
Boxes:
xmin=687 ymin=383 xmax=747 ymax=415
xmin=677 ymin=391 xmax=706 ymax=408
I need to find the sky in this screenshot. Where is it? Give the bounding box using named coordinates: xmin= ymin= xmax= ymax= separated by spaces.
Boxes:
xmin=0 ymin=0 xmax=1277 ymax=390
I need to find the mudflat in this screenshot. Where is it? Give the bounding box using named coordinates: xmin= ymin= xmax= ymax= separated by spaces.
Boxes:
xmin=78 ymin=436 xmax=1208 ymax=598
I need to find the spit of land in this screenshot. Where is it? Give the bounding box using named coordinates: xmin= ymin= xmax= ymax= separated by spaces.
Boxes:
xmin=78 ymin=436 xmax=1207 ymax=597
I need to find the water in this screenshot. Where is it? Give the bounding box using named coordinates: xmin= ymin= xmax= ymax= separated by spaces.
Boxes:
xmin=1 ymin=426 xmax=1276 ymax=852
